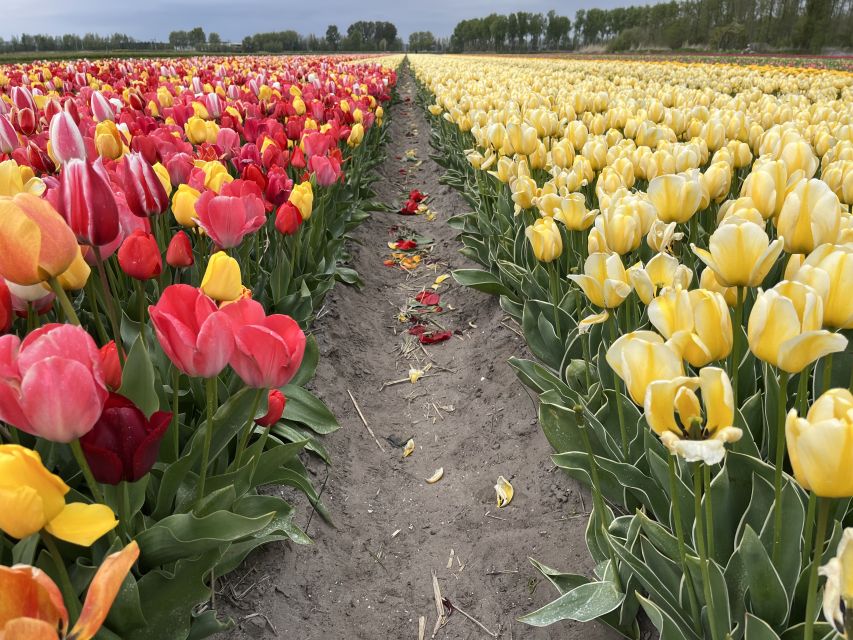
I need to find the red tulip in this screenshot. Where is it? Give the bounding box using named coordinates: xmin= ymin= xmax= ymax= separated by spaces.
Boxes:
xmin=194 ymin=183 xmax=266 ymax=250
xmin=148 ymin=284 xmax=234 ymax=378
xmin=56 ymin=158 xmax=121 ymax=247
xmin=221 ymin=298 xmax=306 ymax=388
xmin=265 ymin=167 xmax=293 ymax=207
xmin=10 ymin=107 xmax=36 ymax=136
xmin=255 ymin=389 xmax=286 ymax=426
xmin=117 ymin=230 xmax=162 ymax=280
xmin=275 ymin=202 xmax=303 ymax=236
xmin=166 ymin=231 xmax=194 ymax=268
xmin=99 ymin=340 xmax=123 ymax=390
xmin=80 ymin=393 xmax=172 ymax=484
xmin=119 ymin=153 xmax=168 ymax=217
xmin=0 ymin=323 xmax=108 ymax=443
xmin=48 ymin=111 xmax=86 ymax=165
xmin=0 ymin=279 xmax=11 ymax=334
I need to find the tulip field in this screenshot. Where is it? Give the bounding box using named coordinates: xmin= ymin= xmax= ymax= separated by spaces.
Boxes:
xmin=413 ymin=53 xmax=853 ymax=639
xmin=1 ymin=48 xmax=853 ymax=640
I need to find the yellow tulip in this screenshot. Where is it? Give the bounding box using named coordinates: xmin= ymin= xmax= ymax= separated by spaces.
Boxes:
xmin=185 ymin=116 xmax=210 ymax=144
xmin=644 ymin=367 xmax=741 ymax=464
xmin=786 ymin=389 xmax=853 ymax=497
xmin=152 ymin=162 xmax=172 ymax=195
xmin=200 ymin=252 xmax=243 ymax=303
xmin=506 ymin=122 xmax=538 ymax=156
xmin=699 ymin=267 xmax=738 ymax=307
xmin=568 ymin=252 xmax=632 ymax=309
xmin=646 ymin=219 xmax=683 ymax=254
xmin=606 ymin=330 xmax=687 ymax=405
xmin=819 ymin=527 xmax=853 ymax=636
xmin=56 ymin=246 xmax=91 ymax=290
xmin=740 ymin=159 xmax=788 ymax=220
xmin=776 ymin=178 xmax=841 ymax=254
xmin=0 ymin=159 xmax=44 ymax=197
xmin=593 ymin=203 xmax=643 ymax=256
xmin=790 ymin=244 xmax=853 ymax=329
xmin=525 ymin=217 xmax=563 ymax=263
xmin=716 ymin=196 xmax=766 ymax=226
xmin=347 ymin=123 xmax=365 ymax=148
xmin=748 ymin=281 xmax=848 ymax=373
xmin=94 ymin=120 xmax=123 ymax=160
xmin=627 ymin=252 xmax=692 ymax=305
xmin=171 ymin=184 xmax=201 ymax=228
xmin=289 ymin=181 xmax=313 ymax=220
xmin=0 ymin=444 xmax=117 ymax=545
xmin=649 ymin=288 xmax=732 ymax=367
xmin=551 ymin=193 xmax=595 ymax=230
xmin=703 ymin=161 xmax=733 ymax=204
xmin=196 ymin=160 xmax=232 ymax=193
xmin=692 ymin=218 xmax=784 ymax=287
xmin=647 ymin=172 xmax=704 ymax=224
xmin=778 ymin=136 xmax=819 ymax=178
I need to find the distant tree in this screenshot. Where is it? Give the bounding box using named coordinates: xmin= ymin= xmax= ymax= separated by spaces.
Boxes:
xmin=208 ymin=32 xmax=222 ymax=48
xmin=326 ymin=24 xmax=341 ymax=50
xmin=188 ymin=27 xmax=206 ymax=48
xmin=409 ymin=31 xmax=436 ymax=51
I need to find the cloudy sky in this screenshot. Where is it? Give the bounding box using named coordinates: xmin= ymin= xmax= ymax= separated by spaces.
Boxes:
xmin=2 ymin=0 xmax=654 ymax=41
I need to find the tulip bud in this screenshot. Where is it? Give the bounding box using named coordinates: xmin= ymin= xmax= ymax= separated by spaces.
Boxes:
xmin=117 ymin=230 xmax=162 ymax=280
xmin=57 ymin=158 xmax=121 ymax=247
xmin=48 ymin=111 xmax=86 ymax=166
xmin=275 ymin=202 xmax=303 ymax=236
xmin=347 ymin=123 xmax=365 ymax=148
xmin=288 ymin=181 xmax=313 ymax=220
xmin=166 ymin=231 xmax=194 ymax=268
xmin=525 ymin=217 xmax=563 ymax=263
xmin=201 ymin=251 xmax=243 ymax=302
xmin=120 ymin=153 xmax=169 ymax=218
xmin=171 ymin=184 xmax=201 ymax=227
xmin=99 ymin=341 xmax=123 ymax=390
xmin=256 ymin=389 xmax=287 ymax=427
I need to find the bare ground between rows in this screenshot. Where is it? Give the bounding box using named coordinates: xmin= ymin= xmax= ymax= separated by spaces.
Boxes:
xmin=221 ymin=68 xmax=619 ymax=640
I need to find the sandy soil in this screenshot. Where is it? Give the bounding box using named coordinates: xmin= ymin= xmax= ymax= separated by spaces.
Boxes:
xmin=221 ymin=67 xmax=618 ymax=640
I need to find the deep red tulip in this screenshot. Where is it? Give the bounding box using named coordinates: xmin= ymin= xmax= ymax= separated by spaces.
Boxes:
xmin=0 ymin=324 xmax=108 ymax=443
xmin=80 ymin=393 xmax=172 ymax=484
xmin=275 ymin=202 xmax=303 ymax=236
xmin=255 ymin=389 xmax=286 ymax=427
xmin=119 ymin=153 xmax=168 ymax=217
xmin=48 ymin=111 xmax=87 ymax=165
xmin=99 ymin=340 xmax=123 ymax=390
xmin=220 ymin=298 xmax=306 ymax=389
xmin=117 ymin=230 xmax=161 ymax=280
xmin=148 ymin=284 xmax=234 ymax=378
xmin=265 ymin=167 xmax=293 ymax=207
xmin=290 ymin=146 xmax=305 ymax=169
xmin=166 ymin=231 xmax=194 ymax=268
xmin=0 ymin=280 xmax=11 ymax=334
xmin=56 ymin=158 xmax=121 ymax=247
xmin=130 ymin=135 xmax=159 ymax=165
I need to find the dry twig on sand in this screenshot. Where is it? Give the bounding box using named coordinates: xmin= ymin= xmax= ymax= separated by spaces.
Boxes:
xmin=347 ymin=389 xmax=385 ymax=452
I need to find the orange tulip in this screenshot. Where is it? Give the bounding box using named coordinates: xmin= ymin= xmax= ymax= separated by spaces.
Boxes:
xmin=0 ymin=194 xmax=78 ymax=286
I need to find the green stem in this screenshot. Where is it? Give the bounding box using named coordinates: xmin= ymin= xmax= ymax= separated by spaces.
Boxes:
xmin=803 ymin=496 xmax=831 ymax=640
xmin=772 ymin=370 xmax=790 ymax=565
xmin=668 ymin=455 xmax=701 ymax=632
xmin=730 ymin=286 xmax=744 ymax=408
xmin=93 ymin=246 xmax=125 ymax=367
xmin=576 ymin=406 xmax=622 ymax=592
xmin=41 ymin=532 xmax=82 ymax=621
xmin=234 ymin=388 xmax=265 ymax=468
xmin=196 ymin=377 xmax=218 ymax=502
xmin=693 ymin=463 xmax=721 ymax=640
xmin=47 ymin=278 xmax=80 ymax=326
xmin=822 ymin=352 xmax=834 ymax=395
xmin=84 ymin=279 xmax=109 ymax=344
xmin=704 ymin=463 xmax=715 ymax=560
xmin=802 ymin=490 xmax=817 ymax=571
xmin=134 ymin=279 xmax=147 ymax=348
xmin=608 ymin=314 xmax=629 ymax=459
xmin=118 ymin=480 xmax=132 ymax=540
xmin=548 ymin=261 xmax=562 ymax=339
xmin=69 ymin=439 xmax=105 ymax=505
xmin=170 ymin=367 xmax=181 ymax=461
xmin=798 ymin=365 xmax=811 ymax=415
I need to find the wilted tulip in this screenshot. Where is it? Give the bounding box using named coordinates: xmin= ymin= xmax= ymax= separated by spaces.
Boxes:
xmin=821 ymin=527 xmax=853 ymax=636
xmin=606 ymin=330 xmax=688 ymax=405
xmin=692 ymin=218 xmax=783 ymax=288
xmin=221 ymin=298 xmax=306 ymax=388
xmin=56 ymin=158 xmax=121 ymax=247
xmin=117 ymin=230 xmax=162 ymax=280
xmin=0 ymin=444 xmax=117 ymax=545
xmin=525 ymin=217 xmax=563 ymax=263
xmin=200 ymin=251 xmax=243 ymax=303
xmin=776 ymin=178 xmax=841 ymax=254
xmin=148 ymin=284 xmax=234 ymax=378
xmin=787 ymin=389 xmax=853 ymax=497
xmin=80 ymin=394 xmax=171 ymax=484
xmin=644 ymin=367 xmax=741 ymax=464
xmin=0 ymin=193 xmax=79 ymax=286
xmin=748 ymin=281 xmax=848 ymax=374
xmin=568 ymin=253 xmax=632 ymax=309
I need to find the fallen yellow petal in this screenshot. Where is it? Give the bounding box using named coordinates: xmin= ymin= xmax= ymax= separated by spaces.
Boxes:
xmin=425 ymin=468 xmax=444 ymax=484
xmin=495 ymin=476 xmax=513 ymax=508
xmin=403 ymin=439 xmax=415 ymax=458
xmin=432 ymin=274 xmax=450 ymax=289
xmin=409 ymin=368 xmax=424 ymax=383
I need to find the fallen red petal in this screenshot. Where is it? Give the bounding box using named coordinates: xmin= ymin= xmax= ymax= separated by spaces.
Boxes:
xmin=419 ymin=330 xmax=452 ymax=345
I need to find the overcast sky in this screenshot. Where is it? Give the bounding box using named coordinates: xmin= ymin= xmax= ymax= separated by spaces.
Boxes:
xmin=2 ymin=0 xmax=658 ymax=41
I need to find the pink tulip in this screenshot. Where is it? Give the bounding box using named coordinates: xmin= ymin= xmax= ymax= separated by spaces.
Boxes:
xmin=0 ymin=115 xmax=19 ymax=153
xmin=309 ymin=154 xmax=341 ymax=187
xmin=91 ymin=91 xmax=115 ymax=122
xmin=194 ymin=181 xmax=266 ymax=249
xmin=148 ymin=284 xmax=234 ymax=378
xmin=0 ymin=324 xmax=108 ymax=443
xmin=119 ymin=153 xmax=168 ymax=217
xmin=221 ymin=298 xmax=306 ymax=389
xmin=56 ymin=158 xmax=121 ymax=246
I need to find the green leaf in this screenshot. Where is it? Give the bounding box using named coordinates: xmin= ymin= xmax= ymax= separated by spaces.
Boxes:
xmin=637 ymin=593 xmax=701 ymax=640
xmin=508 ymin=357 xmax=571 ymax=397
xmin=518 ymin=581 xmax=624 ymax=626
xmin=528 ymin=558 xmax=590 ymax=595
xmin=187 ymin=610 xmax=235 ymax=640
xmin=289 ymin=334 xmax=319 ymax=387
xmin=118 ymin=335 xmax=159 ymax=417
xmin=280 ymin=385 xmax=340 ymax=434
xmin=744 ymin=614 xmax=782 ymax=640
xmin=452 ymin=268 xmax=515 ymax=297
xmin=740 ymin=525 xmax=788 ymax=627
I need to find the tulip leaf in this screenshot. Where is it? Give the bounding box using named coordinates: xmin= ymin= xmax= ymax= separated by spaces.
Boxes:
xmin=104 ymin=570 xmax=148 ymax=636
xmin=637 ymin=593 xmax=699 ymax=640
xmin=135 ymin=510 xmax=275 ymax=568
xmin=779 ymin=622 xmax=836 ymax=640
xmin=518 ymin=581 xmax=624 ymax=627
xmin=452 ymin=268 xmax=515 ymax=297
xmin=739 ymin=525 xmax=789 ymax=627
xmin=537 ymin=391 xmax=584 ymax=455
xmin=11 ymin=534 xmax=38 ymax=566
xmin=744 ymin=614 xmax=782 ymax=639
xmin=759 ymin=482 xmax=806 ymax=593
xmin=118 ymin=335 xmax=160 ymax=418
xmin=640 ymin=536 xmax=682 ymax=599
xmin=186 ymin=610 xmax=234 ymax=640
xmin=508 ymin=356 xmax=571 ymax=397
xmin=527 ymin=558 xmax=590 ymax=594
xmin=288 ymin=334 xmax=319 ymax=387
xmin=280 ymin=385 xmax=340 ymax=434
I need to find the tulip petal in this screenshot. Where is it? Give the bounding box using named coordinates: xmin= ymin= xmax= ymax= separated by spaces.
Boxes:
xmin=44 ymin=502 xmax=117 ymax=547
xmin=699 ymin=367 xmax=734 ymax=434
xmin=0 ymin=198 xmax=42 ymax=285
xmin=0 ymin=485 xmax=46 ymax=540
xmin=1 ymin=617 xmax=61 ymax=640
xmin=777 ymin=331 xmax=848 ymax=374
xmin=70 ymin=541 xmax=140 ymax=640
xmin=0 ymin=564 xmax=68 ymax=631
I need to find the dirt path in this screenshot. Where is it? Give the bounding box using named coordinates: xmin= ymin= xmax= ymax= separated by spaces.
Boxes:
xmin=226 ymin=67 xmax=617 ymax=640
